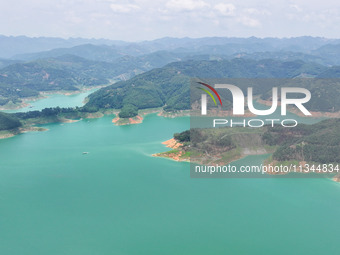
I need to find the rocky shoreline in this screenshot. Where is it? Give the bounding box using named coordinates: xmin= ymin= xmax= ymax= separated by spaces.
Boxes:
xmin=152 ymin=138 xmax=189 ymax=162
xmin=0 ymin=126 xmax=48 ymax=139
xmin=112 ymin=115 xmax=143 ymax=125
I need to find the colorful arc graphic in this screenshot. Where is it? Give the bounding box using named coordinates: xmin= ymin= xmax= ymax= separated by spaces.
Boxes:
xmin=197 ymin=87 xmax=217 ymax=105
xmin=197 ymin=82 xmax=223 ymax=106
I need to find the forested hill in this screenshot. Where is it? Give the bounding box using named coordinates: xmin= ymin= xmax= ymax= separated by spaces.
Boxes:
xmin=86 ymin=66 xmax=191 ymax=112
xmin=0 ymin=54 xmax=121 ymax=106
xmin=0 ymin=112 xmax=21 ymax=131
xmin=171 ymin=118 xmax=340 ymax=166
xmin=85 ymin=58 xmax=339 ymax=114
xmin=265 ymin=118 xmax=340 ymax=163
xmin=0 ymin=51 xmax=213 ymax=107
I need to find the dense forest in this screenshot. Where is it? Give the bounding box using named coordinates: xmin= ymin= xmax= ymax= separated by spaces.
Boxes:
xmin=85 ymin=65 xmax=191 ymax=113
xmin=2 ymin=37 xmax=340 ymax=118
xmin=12 ymin=105 xmax=103 ymax=125
xmin=0 ymin=50 xmax=213 ymax=107
xmin=264 ymin=119 xmax=340 ymax=163
xmin=172 ymin=118 xmax=340 ymax=165
xmin=0 ymin=112 xmax=22 ymax=131
xmin=2 ymin=36 xmax=340 ymax=128
xmin=86 ymin=58 xmax=340 ymax=116
xmin=0 ymin=54 xmax=120 ymax=105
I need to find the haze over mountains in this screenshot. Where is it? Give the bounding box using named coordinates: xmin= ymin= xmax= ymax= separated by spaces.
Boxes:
xmin=2 ymin=35 xmax=340 ymax=60
xmin=0 ymin=35 xmax=126 ymax=59
xmin=2 ymin=35 xmax=340 ymax=113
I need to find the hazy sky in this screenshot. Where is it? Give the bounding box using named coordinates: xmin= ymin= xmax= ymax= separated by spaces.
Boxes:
xmin=1 ymin=0 xmax=340 ymax=41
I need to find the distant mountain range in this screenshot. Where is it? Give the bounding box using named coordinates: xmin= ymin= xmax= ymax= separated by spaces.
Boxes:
xmin=2 ymin=35 xmax=340 ymax=60
xmin=12 ymin=40 xmax=340 ymax=66
xmin=1 ymin=35 xmax=340 ymax=114
xmin=0 ymin=35 xmax=127 ymax=59
xmin=2 ymin=35 xmax=340 ymax=136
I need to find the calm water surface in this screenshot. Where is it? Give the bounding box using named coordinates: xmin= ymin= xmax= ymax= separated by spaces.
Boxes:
xmin=0 ymin=92 xmax=339 ymax=254
xmin=3 ymin=88 xmax=99 ymax=113
xmin=0 ymin=113 xmax=340 ymax=255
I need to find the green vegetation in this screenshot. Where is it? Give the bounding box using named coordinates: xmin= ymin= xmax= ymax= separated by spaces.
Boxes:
xmin=174 ymin=130 xmax=190 ymax=142
xmin=0 ymin=51 xmax=196 ymax=108
xmin=3 ymin=37 xmax=340 ymax=139
xmin=155 ymin=149 xmax=190 ymax=161
xmin=264 ymin=119 xmax=340 ymax=163
xmin=118 ymin=104 xmax=138 ymax=118
xmin=0 ymin=54 xmax=119 ymax=106
xmin=170 ymin=128 xmax=264 ymax=164
xmin=10 ymin=106 xmax=100 ymax=127
xmin=170 ymin=118 xmax=340 ymax=165
xmin=86 ymin=58 xmax=340 ymax=114
xmin=0 ymin=112 xmax=22 ymax=131
xmin=86 ymin=66 xmax=190 ymax=112
xmin=220 ymin=148 xmax=242 ymax=163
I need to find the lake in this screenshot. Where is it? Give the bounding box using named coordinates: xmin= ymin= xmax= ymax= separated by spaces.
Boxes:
xmin=0 ymin=93 xmax=340 ymax=254
xmin=3 ymin=87 xmax=99 ymax=113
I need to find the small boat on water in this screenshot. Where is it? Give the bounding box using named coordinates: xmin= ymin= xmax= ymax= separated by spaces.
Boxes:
xmin=82 ymin=152 xmax=89 ymax=155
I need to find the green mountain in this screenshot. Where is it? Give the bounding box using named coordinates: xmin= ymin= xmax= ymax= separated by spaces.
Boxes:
xmin=85 ymin=65 xmax=190 ymax=112
xmin=311 ymin=44 xmax=340 ymax=65
xmin=85 ymin=58 xmax=333 ymax=114
xmin=1 ymin=49 xmax=223 ymax=106
xmin=14 ymin=44 xmax=127 ymax=62
xmin=236 ymin=44 xmax=340 ymax=66
xmin=0 ymin=58 xmax=22 ymax=69
xmin=230 ymin=51 xmax=329 ymax=66
xmin=0 ymin=35 xmax=125 ymax=59
xmin=0 ymin=54 xmax=124 ymax=105
xmin=13 ymin=36 xmax=340 ymax=61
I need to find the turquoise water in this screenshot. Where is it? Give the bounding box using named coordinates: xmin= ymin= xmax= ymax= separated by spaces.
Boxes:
xmin=1 ymin=114 xmax=340 ymax=254
xmin=3 ymin=88 xmax=99 ymax=113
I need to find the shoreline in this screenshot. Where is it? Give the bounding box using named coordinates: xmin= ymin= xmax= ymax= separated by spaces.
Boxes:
xmin=111 ymin=107 xmax=187 ymax=126
xmin=8 ymin=95 xmax=336 ymax=141
xmin=0 ymin=108 xmax=179 ymax=139
xmin=152 ymin=138 xmax=189 ymax=162
xmin=0 ymin=85 xmax=107 ymax=111
xmin=153 ymin=137 xmax=340 ymax=183
xmin=112 ymin=115 xmax=143 ymax=125
xmin=0 ymin=126 xmax=48 ymax=139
